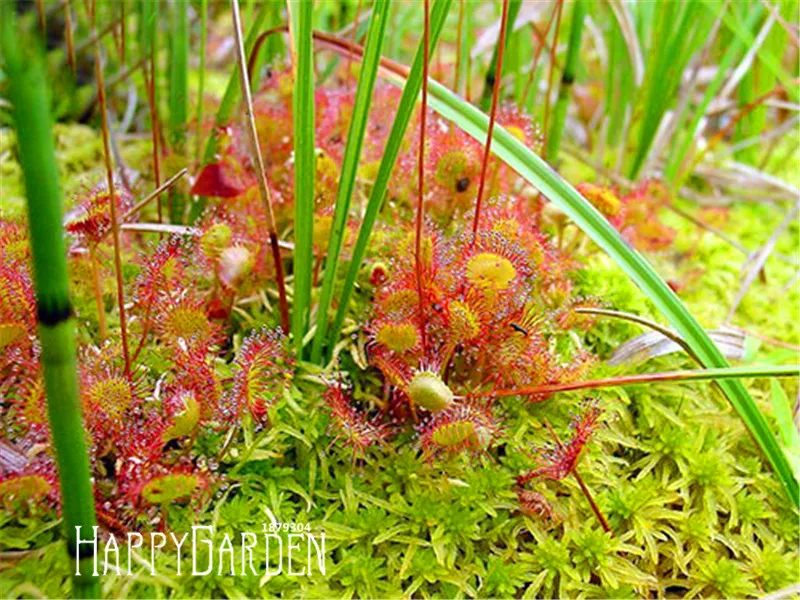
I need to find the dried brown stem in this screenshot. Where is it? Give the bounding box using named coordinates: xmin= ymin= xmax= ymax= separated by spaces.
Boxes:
xmin=231 ymin=0 xmax=290 ymax=334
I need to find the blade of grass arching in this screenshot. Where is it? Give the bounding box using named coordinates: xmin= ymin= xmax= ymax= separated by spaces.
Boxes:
xmin=546 ymin=0 xmax=585 ymax=160
xmin=189 ymin=1 xmax=270 ymax=223
xmin=478 ymin=0 xmax=521 ymax=110
xmin=310 ymin=0 xmax=392 ymax=364
xmin=326 ymin=0 xmax=453 ymax=360
xmin=422 ymin=79 xmax=799 ymax=507
xmin=1 ymin=8 xmax=100 ymax=596
xmin=289 ymin=0 xmax=316 ymax=358
xmin=771 ymin=379 xmax=800 ymax=478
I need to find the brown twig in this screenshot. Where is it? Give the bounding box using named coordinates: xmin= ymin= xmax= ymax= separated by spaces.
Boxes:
xmin=230 ymin=0 xmax=290 ymax=334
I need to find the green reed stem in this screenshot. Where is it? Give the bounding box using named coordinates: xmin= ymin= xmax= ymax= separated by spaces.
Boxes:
xmin=547 ymin=0 xmax=584 ymax=160
xmin=1 ymin=8 xmax=100 ymax=597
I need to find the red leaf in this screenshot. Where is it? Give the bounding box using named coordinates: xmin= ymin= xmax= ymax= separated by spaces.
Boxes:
xmin=190 ymin=162 xmax=249 ymax=198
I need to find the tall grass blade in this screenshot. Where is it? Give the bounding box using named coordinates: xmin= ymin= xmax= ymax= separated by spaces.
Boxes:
xmin=290 ymin=0 xmax=316 ymax=357
xmin=628 ymin=2 xmax=711 ymax=178
xmin=422 ymin=78 xmax=799 ymax=507
xmin=0 ymin=9 xmax=100 ymax=596
xmin=169 ymin=0 xmax=189 ymax=149
xmin=547 ymin=0 xmax=585 ymax=160
xmin=311 ymin=0 xmax=392 ymax=363
xmin=664 ymin=2 xmax=762 ymax=183
xmin=478 ymin=0 xmax=521 ymax=110
xmin=195 ymin=0 xmax=208 ymax=164
xmin=326 ymin=0 xmax=453 ymax=359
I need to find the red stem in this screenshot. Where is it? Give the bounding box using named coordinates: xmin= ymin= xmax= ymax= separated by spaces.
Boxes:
xmin=471 ymin=0 xmax=510 ymax=241
xmin=415 ymin=0 xmax=431 ymax=352
xmin=270 ymin=231 xmax=291 ymax=334
xmin=469 ymin=368 xmax=791 ymax=399
xmin=544 ymin=421 xmax=611 ymax=534
xmin=521 ymin=7 xmax=559 ymax=108
xmin=92 ymin=1 xmax=132 ymax=377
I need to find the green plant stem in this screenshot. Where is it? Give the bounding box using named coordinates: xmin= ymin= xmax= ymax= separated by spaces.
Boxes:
xmin=547 ymin=0 xmax=584 ymax=160
xmin=290 ymin=0 xmax=316 ymax=357
xmin=311 ymin=0 xmax=392 ymax=363
xmin=1 ymin=8 xmax=100 ymax=597
xmin=169 ymin=0 xmax=189 ymax=149
xmin=327 ymin=0 xmax=453 ymax=361
xmin=478 ymin=0 xmax=521 ymax=110
xmin=195 ymin=0 xmax=208 ymax=165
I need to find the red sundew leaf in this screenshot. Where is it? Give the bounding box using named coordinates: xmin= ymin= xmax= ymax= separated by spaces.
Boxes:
xmin=190 ymin=162 xmax=249 ymax=198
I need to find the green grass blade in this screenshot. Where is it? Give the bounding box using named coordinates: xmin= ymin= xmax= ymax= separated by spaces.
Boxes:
xmin=291 ymin=0 xmax=316 ymax=357
xmin=628 ymin=2 xmax=711 ymax=178
xmin=1 ymin=9 xmax=100 ymax=596
xmin=421 ymin=78 xmax=800 ymax=508
xmin=327 ymin=0 xmax=453 ymax=359
xmin=311 ymin=0 xmax=392 ymax=364
xmin=195 ymin=0 xmax=208 ymax=164
xmin=547 ymin=0 xmax=585 ymax=160
xmin=478 ymin=0 xmax=522 ymax=110
xmin=169 ymin=0 xmax=189 ymax=148
xmin=664 ymin=2 xmax=762 ymax=182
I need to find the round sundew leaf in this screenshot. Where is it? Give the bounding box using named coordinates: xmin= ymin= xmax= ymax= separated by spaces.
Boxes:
xmin=430 ymin=419 xmax=475 ymax=447
xmin=163 ymin=393 xmax=201 ymax=442
xmin=376 ymin=322 xmax=419 ymax=353
xmin=466 ymin=252 xmax=517 ymax=291
xmin=408 ymin=371 xmax=454 ymax=412
xmin=141 ymin=473 xmax=200 ymax=505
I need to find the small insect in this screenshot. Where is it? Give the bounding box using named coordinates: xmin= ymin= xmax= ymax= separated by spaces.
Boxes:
xmin=432 ymin=302 xmax=444 ymax=313
xmin=510 ymin=323 xmax=528 ymax=335
xmin=456 ymin=177 xmax=470 ymax=193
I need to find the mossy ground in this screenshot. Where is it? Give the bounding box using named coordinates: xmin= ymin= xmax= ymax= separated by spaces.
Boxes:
xmin=1 ymin=124 xmax=798 ymax=598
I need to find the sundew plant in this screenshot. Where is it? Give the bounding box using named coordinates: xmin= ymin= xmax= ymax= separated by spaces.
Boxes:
xmin=1 ymin=0 xmax=799 ymax=598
